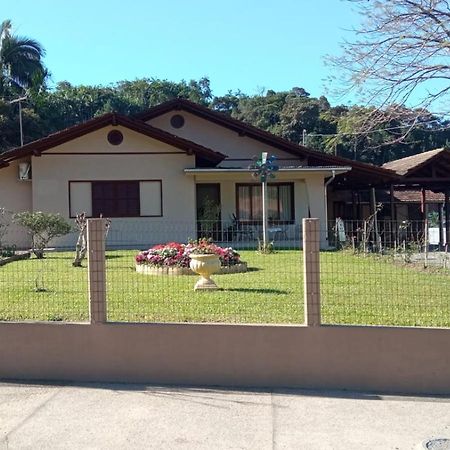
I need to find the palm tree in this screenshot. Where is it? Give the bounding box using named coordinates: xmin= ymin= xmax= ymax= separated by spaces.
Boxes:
xmin=0 ymin=20 xmax=46 ymax=95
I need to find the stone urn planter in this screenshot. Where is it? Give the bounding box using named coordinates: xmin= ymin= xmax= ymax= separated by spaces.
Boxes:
xmin=189 ymin=253 xmax=221 ymax=290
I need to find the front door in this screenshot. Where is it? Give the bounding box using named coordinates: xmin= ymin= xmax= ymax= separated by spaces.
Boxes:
xmin=196 ymin=184 xmax=221 ymax=240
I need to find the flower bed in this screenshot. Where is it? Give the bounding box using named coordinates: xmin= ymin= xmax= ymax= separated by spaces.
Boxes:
xmin=135 ymin=239 xmax=247 ymax=275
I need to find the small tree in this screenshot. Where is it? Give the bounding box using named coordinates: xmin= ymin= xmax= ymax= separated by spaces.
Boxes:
xmin=13 ymin=211 xmax=71 ymax=258
xmin=73 ymin=213 xmax=111 ymax=267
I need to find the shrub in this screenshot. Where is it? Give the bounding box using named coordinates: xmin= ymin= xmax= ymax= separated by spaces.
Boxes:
xmin=13 ymin=211 xmax=71 ymax=258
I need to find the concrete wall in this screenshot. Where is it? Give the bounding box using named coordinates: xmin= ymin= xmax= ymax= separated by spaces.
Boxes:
xmin=0 ymin=322 xmax=449 ymax=395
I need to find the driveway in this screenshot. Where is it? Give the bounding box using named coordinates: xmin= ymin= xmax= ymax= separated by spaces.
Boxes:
xmin=0 ymin=382 xmax=449 ymax=449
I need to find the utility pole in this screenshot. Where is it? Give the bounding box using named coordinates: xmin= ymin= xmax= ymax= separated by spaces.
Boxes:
xmin=8 ymin=96 xmax=27 ymax=147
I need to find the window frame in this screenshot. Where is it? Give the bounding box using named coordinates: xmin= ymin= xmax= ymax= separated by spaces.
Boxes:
xmin=235 ymin=182 xmax=295 ymax=224
xmin=68 ymin=180 xmax=163 ymax=218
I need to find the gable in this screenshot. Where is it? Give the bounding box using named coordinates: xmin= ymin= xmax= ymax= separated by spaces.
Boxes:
xmin=147 ymin=110 xmax=304 ymax=167
xmin=0 ymin=113 xmax=225 ymax=168
xmin=382 ymin=149 xmax=450 ymax=177
xmin=42 ymin=126 xmax=189 ymax=155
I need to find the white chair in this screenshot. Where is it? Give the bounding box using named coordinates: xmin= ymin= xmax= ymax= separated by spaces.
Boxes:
xmin=268 ymin=225 xmax=288 ymax=240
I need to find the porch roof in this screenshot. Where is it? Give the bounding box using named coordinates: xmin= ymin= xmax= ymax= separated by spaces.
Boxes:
xmin=184 ymin=166 xmax=351 ymax=176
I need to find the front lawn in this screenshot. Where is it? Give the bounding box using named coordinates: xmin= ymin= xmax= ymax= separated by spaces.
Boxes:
xmin=0 ymin=250 xmax=448 ymax=326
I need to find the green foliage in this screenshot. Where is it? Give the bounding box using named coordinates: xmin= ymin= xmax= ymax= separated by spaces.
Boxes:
xmin=428 ymin=212 xmax=440 ymax=228
xmin=0 ymin=20 xmax=47 ymax=96
xmin=257 ymin=240 xmax=275 ymax=254
xmin=13 ymin=211 xmax=71 ymax=258
xmin=197 ymin=196 xmax=221 ymax=236
xmin=0 ymin=245 xmax=15 ymax=257
xmin=2 ymin=80 xmax=450 ymax=163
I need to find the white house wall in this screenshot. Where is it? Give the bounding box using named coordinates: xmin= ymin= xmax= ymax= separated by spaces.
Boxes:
xmin=0 ymin=159 xmax=33 ymax=248
xmin=30 ymin=126 xmax=197 ymax=247
xmin=148 ymin=112 xmax=304 ymax=166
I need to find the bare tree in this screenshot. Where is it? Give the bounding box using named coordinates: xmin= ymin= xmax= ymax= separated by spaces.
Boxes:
xmin=328 ymin=0 xmax=450 ymax=138
xmin=72 ymin=213 xmax=112 ymax=267
xmin=72 ymin=213 xmax=87 ymax=267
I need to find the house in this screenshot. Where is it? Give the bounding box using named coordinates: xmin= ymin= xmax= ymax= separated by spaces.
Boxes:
xmin=0 ymin=99 xmax=398 ymax=249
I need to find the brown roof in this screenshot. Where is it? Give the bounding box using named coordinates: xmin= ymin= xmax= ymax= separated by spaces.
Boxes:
xmin=393 ymin=189 xmax=445 ymax=203
xmin=382 ymin=148 xmax=449 ymax=176
xmin=0 ymin=113 xmax=226 ymax=166
xmin=136 ymin=98 xmax=397 ymax=183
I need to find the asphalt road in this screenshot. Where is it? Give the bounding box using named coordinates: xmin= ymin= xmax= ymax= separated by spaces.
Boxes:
xmin=1 ymin=382 xmax=449 ymax=449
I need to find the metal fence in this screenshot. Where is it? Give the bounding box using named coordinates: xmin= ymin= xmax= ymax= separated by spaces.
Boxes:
xmin=105 ymin=220 xmax=303 ymax=324
xmin=0 ymin=228 xmax=89 ymax=322
xmin=322 ymin=220 xmax=450 ymax=327
xmin=0 ymin=218 xmax=449 ymax=327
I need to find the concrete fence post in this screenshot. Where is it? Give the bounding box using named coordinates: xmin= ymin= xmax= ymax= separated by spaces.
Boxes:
xmin=87 ymin=219 xmax=107 ymax=324
xmin=303 ymin=218 xmax=321 ymax=326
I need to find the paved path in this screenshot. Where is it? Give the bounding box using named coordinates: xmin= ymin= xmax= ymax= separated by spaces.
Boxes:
xmin=1 ymin=382 xmax=449 ymax=449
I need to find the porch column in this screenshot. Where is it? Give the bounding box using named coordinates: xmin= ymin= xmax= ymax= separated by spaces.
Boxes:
xmin=304 ymin=176 xmax=327 ymax=248
xmin=445 ymin=190 xmax=450 ymax=246
xmin=421 ymin=188 xmax=427 ymax=223
xmin=390 ymin=185 xmax=396 ymax=221
xmin=370 ymin=187 xmax=380 ymax=250
xmin=438 ymin=204 xmax=444 ymax=249
xmin=352 ymin=191 xmax=358 ymax=221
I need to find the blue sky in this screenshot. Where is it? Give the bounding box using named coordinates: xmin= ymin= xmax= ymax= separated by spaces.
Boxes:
xmin=7 ymin=0 xmax=360 ymax=101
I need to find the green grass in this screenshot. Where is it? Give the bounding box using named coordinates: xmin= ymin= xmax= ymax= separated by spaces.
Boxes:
xmin=0 ymin=250 xmax=448 ymax=326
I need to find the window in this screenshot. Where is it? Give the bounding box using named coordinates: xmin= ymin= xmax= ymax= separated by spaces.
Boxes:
xmin=236 ymin=183 xmax=294 ymax=223
xmin=69 ymin=180 xmax=162 ymax=218
xmin=170 ymin=114 xmax=185 ymax=129
xmin=107 ymin=130 xmax=124 ymax=145
xmin=92 ymin=181 xmax=140 ymax=217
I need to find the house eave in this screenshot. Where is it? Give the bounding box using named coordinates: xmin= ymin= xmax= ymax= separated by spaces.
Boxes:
xmin=184 ymin=166 xmax=352 ymax=175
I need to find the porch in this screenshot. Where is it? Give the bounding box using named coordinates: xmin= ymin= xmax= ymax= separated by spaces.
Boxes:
xmin=187 ymin=166 xmax=351 ymax=249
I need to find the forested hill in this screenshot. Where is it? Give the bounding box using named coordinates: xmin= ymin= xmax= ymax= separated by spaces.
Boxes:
xmin=2 ymin=77 xmax=449 ymax=166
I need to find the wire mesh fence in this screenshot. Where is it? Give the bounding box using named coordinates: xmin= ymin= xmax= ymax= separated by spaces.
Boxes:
xmin=0 ymin=227 xmax=89 ymax=322
xmin=1 ymin=215 xmax=449 ymax=327
xmin=322 ymin=220 xmax=450 ymax=327
xmin=105 ymin=220 xmax=304 ymax=324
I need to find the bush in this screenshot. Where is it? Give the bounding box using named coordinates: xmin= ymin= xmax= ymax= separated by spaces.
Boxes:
xmin=13 ymin=211 xmax=72 ymax=258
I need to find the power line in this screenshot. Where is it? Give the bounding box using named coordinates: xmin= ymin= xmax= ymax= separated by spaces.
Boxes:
xmin=306 ymin=118 xmax=448 ymax=139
